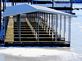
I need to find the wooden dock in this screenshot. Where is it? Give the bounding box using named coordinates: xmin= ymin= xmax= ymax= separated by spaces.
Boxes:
xmin=5 ymin=16 xmax=14 ymax=43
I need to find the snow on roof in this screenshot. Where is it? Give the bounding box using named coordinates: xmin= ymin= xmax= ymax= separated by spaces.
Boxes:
xmin=3 ymin=4 xmax=74 ymax=17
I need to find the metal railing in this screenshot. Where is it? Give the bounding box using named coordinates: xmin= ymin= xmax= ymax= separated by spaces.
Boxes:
xmin=26 ymin=12 xmax=71 ymax=44
xmin=25 ymin=17 xmax=38 ymax=40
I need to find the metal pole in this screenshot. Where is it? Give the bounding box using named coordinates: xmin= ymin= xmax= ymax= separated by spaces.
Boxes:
xmin=0 ymin=2 xmax=1 ymax=30
xmin=60 ymin=15 xmax=62 ymax=40
xmin=31 ymin=0 xmax=33 ymax=4
xmin=70 ymin=0 xmax=73 ymax=14
xmin=45 ymin=13 xmax=48 ymax=32
xmin=37 ymin=12 xmax=39 ymax=41
xmin=55 ymin=14 xmax=58 ymax=41
xmin=64 ymin=16 xmax=66 ymax=41
xmin=49 ymin=13 xmax=51 ymax=35
xmin=36 ymin=12 xmax=38 ymax=41
xmin=3 ymin=17 xmax=5 ymax=41
xmin=12 ymin=1 xmax=14 ymax=6
xmin=68 ymin=16 xmax=71 ymax=44
xmin=51 ymin=14 xmax=54 ymax=40
xmin=3 ymin=0 xmax=6 ymax=11
xmin=42 ymin=12 xmax=44 ymax=29
xmin=38 ymin=12 xmax=39 ymax=42
xmin=46 ymin=13 xmax=48 ymax=32
xmin=52 ymin=0 xmax=54 ymax=8
xmin=44 ymin=13 xmax=46 ymax=30
xmin=17 ymin=15 xmax=21 ymax=42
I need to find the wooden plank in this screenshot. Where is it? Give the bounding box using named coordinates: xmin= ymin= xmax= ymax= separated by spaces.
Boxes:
xmin=13 ymin=41 xmax=66 ymax=43
xmin=5 ymin=16 xmax=14 ymax=43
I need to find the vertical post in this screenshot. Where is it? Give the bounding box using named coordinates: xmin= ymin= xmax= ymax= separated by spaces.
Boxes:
xmin=70 ymin=0 xmax=73 ymax=14
xmin=64 ymin=16 xmax=66 ymax=41
xmin=34 ymin=12 xmax=37 ymax=40
xmin=51 ymin=14 xmax=54 ymax=40
xmin=60 ymin=15 xmax=62 ymax=40
xmin=35 ymin=12 xmax=38 ymax=41
xmin=52 ymin=0 xmax=54 ymax=8
xmin=17 ymin=15 xmax=21 ymax=42
xmin=49 ymin=13 xmax=51 ymax=35
xmin=38 ymin=12 xmax=39 ymax=42
xmin=68 ymin=16 xmax=71 ymax=44
xmin=3 ymin=0 xmax=6 ymax=11
xmin=44 ymin=12 xmax=45 ymax=31
xmin=12 ymin=1 xmax=14 ymax=6
xmin=31 ymin=0 xmax=33 ymax=4
xmin=46 ymin=13 xmax=48 ymax=32
xmin=3 ymin=17 xmax=5 ymax=36
xmin=36 ymin=12 xmax=39 ymax=41
xmin=42 ymin=12 xmax=44 ymax=30
xmin=45 ymin=13 xmax=47 ymax=31
xmin=55 ymin=14 xmax=58 ymax=41
xmin=0 ymin=2 xmax=1 ymax=30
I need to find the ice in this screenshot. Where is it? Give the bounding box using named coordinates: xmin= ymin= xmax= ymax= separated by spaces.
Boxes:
xmin=0 ymin=47 xmax=82 ymax=61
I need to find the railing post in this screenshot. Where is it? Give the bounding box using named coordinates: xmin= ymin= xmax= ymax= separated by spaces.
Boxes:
xmin=64 ymin=15 xmax=66 ymax=41
xmin=49 ymin=13 xmax=51 ymax=35
xmin=17 ymin=14 xmax=21 ymax=42
xmin=44 ymin=12 xmax=45 ymax=30
xmin=37 ymin=12 xmax=39 ymax=42
xmin=33 ymin=13 xmax=38 ymax=40
xmin=35 ymin=12 xmax=39 ymax=41
xmin=68 ymin=16 xmax=71 ymax=44
xmin=51 ymin=14 xmax=54 ymax=40
xmin=55 ymin=14 xmax=58 ymax=41
xmin=46 ymin=13 xmax=48 ymax=32
xmin=60 ymin=15 xmax=62 ymax=40
xmin=34 ymin=12 xmax=38 ymax=40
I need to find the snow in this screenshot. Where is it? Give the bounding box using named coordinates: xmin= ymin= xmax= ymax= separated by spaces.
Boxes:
xmin=0 ymin=47 xmax=82 ymax=61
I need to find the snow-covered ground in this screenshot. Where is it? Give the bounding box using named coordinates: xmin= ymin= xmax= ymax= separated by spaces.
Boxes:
xmin=0 ymin=47 xmax=82 ymax=61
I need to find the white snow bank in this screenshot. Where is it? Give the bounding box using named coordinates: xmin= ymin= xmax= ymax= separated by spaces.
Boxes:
xmin=0 ymin=47 xmax=82 ymax=61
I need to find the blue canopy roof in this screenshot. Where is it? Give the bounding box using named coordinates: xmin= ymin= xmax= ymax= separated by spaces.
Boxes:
xmin=3 ymin=4 xmax=74 ymax=17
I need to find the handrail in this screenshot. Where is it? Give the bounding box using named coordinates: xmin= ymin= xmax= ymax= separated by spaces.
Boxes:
xmin=27 ymin=16 xmax=56 ymax=34
xmin=27 ymin=16 xmax=57 ymax=40
xmin=38 ymin=16 xmax=57 ymax=39
xmin=25 ymin=17 xmax=37 ymax=39
xmin=39 ymin=16 xmax=55 ymax=33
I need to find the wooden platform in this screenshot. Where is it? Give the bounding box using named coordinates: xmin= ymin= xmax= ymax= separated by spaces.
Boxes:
xmin=5 ymin=16 xmax=14 ymax=43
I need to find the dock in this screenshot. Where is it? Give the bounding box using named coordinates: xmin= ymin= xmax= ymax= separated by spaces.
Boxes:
xmin=1 ymin=4 xmax=74 ymax=47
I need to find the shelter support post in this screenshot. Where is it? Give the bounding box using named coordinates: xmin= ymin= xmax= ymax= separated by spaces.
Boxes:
xmin=55 ymin=14 xmax=58 ymax=41
xmin=59 ymin=15 xmax=62 ymax=40
xmin=64 ymin=15 xmax=66 ymax=41
xmin=51 ymin=14 xmax=54 ymax=40
xmin=68 ymin=16 xmax=71 ymax=43
xmin=49 ymin=13 xmax=51 ymax=35
xmin=17 ymin=14 xmax=21 ymax=42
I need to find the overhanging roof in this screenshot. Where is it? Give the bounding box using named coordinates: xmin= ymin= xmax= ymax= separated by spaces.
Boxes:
xmin=3 ymin=4 xmax=74 ymax=17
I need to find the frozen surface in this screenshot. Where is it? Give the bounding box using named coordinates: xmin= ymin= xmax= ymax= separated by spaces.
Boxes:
xmin=71 ymin=3 xmax=82 ymax=54
xmin=0 ymin=47 xmax=82 ymax=61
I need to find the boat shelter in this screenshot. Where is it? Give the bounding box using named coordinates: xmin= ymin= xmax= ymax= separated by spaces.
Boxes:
xmin=2 ymin=4 xmax=74 ymax=46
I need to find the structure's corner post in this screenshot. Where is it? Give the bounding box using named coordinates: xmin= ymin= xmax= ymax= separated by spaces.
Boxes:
xmin=68 ymin=16 xmax=71 ymax=44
